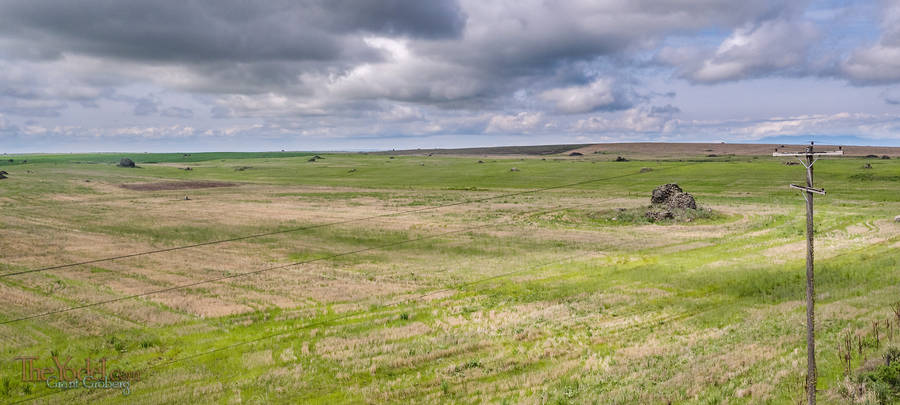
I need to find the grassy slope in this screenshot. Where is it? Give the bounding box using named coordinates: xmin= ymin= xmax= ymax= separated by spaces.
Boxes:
xmin=0 ymin=152 xmax=898 ymax=404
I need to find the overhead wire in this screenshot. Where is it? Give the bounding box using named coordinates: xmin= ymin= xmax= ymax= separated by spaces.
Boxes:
xmin=6 ymin=162 xmax=699 ymax=403
xmin=1 ymin=163 xmax=687 ymax=278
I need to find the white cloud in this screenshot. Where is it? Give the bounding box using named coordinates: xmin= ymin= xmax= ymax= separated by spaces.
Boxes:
xmin=728 ymin=112 xmax=900 ymax=139
xmin=539 ymin=78 xmax=620 ymax=114
xmin=485 ymin=112 xmax=545 ymax=133
xmin=215 ymin=93 xmax=328 ymax=117
xmin=842 ymin=1 xmax=900 ymax=83
xmin=379 ymin=105 xmax=425 ymax=122
xmin=574 ymin=106 xmax=677 ymax=133
xmin=568 ymin=109 xmax=900 ymax=143
xmin=108 ymin=125 xmax=196 ymax=139
xmin=663 ymin=17 xmax=818 ymax=83
xmin=3 ymin=1 xmax=900 ymax=151
xmin=326 ymin=36 xmax=484 ymax=103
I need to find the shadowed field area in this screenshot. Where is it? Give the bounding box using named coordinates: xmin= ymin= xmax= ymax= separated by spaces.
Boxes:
xmin=119 ymin=181 xmax=239 ymax=191
xmin=0 ymin=148 xmax=898 ymax=404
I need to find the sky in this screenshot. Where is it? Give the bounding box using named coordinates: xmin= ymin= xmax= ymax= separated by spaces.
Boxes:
xmin=3 ymin=0 xmax=900 ymax=152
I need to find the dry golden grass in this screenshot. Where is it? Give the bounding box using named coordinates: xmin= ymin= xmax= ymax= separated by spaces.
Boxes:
xmin=3 ymin=155 xmax=899 ymax=404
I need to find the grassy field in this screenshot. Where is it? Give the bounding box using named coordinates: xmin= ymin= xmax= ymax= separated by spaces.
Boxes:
xmin=0 ymin=149 xmax=898 ymax=404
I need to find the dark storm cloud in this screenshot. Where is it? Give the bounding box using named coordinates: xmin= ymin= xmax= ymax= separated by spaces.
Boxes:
xmin=323 ymin=0 xmax=466 ymax=39
xmin=0 ymin=0 xmax=805 ymax=113
xmin=0 ymin=2 xmax=323 ymax=62
xmin=6 ymin=0 xmax=900 ymax=151
xmin=0 ymin=0 xmax=465 ymax=63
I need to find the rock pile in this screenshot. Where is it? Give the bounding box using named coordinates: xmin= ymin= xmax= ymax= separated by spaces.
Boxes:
xmin=117 ymin=158 xmax=135 ymax=168
xmin=646 ymin=183 xmax=697 ymax=221
xmin=645 ymin=209 xmax=674 ymax=221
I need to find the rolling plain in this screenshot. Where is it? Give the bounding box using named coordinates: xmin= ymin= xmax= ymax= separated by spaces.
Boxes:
xmin=1 ymin=144 xmax=899 ymax=404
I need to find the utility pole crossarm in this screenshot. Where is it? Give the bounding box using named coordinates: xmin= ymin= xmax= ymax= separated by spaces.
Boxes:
xmin=790 ymin=184 xmax=825 ymax=195
xmin=775 ymin=142 xmax=843 ymax=405
xmin=773 ymin=151 xmax=843 ymax=157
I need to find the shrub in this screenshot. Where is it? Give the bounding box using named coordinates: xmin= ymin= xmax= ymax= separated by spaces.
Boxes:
xmin=856 ymin=351 xmax=900 ymax=404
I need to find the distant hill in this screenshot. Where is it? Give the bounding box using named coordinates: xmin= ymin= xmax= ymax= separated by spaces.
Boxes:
xmin=377 ymin=144 xmax=592 ymax=156
xmin=385 ymin=142 xmax=900 ymax=158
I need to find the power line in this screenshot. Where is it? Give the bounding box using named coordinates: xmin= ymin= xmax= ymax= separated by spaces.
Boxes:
xmin=154 ymin=252 xmax=595 ymax=369
xmin=2 ymin=246 xmax=641 ymax=405
xmin=0 ymin=164 xmax=686 ymax=279
xmin=0 ymin=223 xmax=490 ymax=325
xmin=5 ymin=207 xmax=606 ymax=405
xmin=5 ymin=162 xmax=698 ymax=403
xmin=0 ymin=198 xmax=613 ymax=326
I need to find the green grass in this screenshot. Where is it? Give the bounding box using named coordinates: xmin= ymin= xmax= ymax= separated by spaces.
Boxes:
xmin=0 ymin=151 xmax=898 ymax=404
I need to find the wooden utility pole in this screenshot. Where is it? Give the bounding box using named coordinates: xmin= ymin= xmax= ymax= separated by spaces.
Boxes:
xmin=773 ymin=142 xmax=842 ymax=405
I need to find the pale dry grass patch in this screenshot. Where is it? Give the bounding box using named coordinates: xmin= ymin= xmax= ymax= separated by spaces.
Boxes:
xmin=0 ymin=281 xmax=60 ymax=313
xmin=103 ymin=299 xmax=189 ymax=325
xmin=470 ymin=358 xmax=583 ymax=404
xmin=151 ymin=291 xmax=251 ymax=318
xmin=616 ymin=336 xmax=672 ymax=360
xmin=317 ymin=322 xmax=432 ymax=362
xmin=242 ymin=349 xmax=274 ymax=368
xmin=762 ymin=218 xmax=899 ymax=263
xmin=385 ymin=340 xmax=489 ymax=371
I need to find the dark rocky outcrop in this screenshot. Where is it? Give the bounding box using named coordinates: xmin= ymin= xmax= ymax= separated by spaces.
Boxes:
xmin=650 ymin=183 xmax=683 ymax=205
xmin=667 ymin=192 xmax=697 ymax=210
xmin=644 ymin=210 xmax=673 ymax=221
xmin=646 ymin=183 xmax=698 ymax=221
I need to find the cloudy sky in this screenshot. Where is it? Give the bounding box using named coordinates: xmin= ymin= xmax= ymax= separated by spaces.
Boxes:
xmin=2 ymin=0 xmax=900 ymax=152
